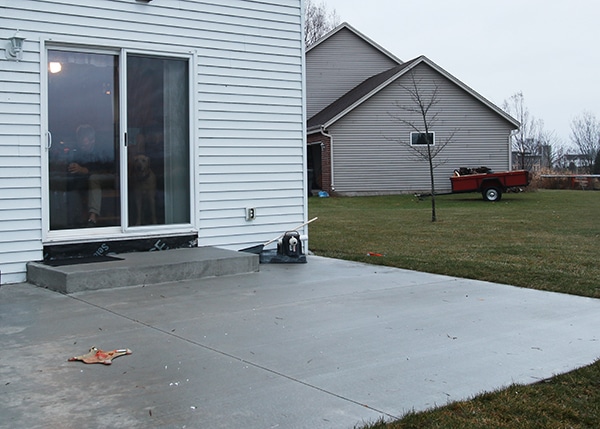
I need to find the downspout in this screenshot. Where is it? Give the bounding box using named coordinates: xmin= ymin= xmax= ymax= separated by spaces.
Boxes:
xmin=320 ymin=126 xmax=335 ymax=192
xmin=508 ymin=133 xmax=513 ymax=170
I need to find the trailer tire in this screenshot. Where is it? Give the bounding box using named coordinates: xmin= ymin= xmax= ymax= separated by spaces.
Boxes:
xmin=483 ymin=187 xmax=502 ymax=202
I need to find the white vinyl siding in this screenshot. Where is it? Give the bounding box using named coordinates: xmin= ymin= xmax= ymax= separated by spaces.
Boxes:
xmin=306 ymin=27 xmax=401 ymax=119
xmin=0 ymin=29 xmax=42 ymax=283
xmin=0 ymin=0 xmax=305 ymax=283
xmin=330 ymin=63 xmax=514 ymax=195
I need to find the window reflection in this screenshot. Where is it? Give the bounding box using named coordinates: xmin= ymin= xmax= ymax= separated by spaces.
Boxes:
xmin=48 ymin=51 xmax=120 ymax=230
xmin=47 ymin=50 xmax=190 ymax=231
xmin=127 ymin=55 xmax=190 ymax=226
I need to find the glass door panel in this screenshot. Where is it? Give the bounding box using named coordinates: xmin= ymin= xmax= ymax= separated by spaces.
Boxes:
xmin=47 ymin=50 xmax=120 ymax=230
xmin=47 ymin=50 xmax=190 ymax=232
xmin=126 ymin=55 xmax=190 ymax=226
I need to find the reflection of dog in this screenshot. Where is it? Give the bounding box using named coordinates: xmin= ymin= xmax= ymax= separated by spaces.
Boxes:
xmin=132 ymin=154 xmax=157 ymax=225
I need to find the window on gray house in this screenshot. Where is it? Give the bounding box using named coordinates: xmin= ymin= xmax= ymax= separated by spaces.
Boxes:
xmin=410 ymin=132 xmax=435 ymax=146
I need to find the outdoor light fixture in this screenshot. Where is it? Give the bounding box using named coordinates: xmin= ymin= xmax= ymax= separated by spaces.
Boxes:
xmin=5 ymin=30 xmax=25 ymax=61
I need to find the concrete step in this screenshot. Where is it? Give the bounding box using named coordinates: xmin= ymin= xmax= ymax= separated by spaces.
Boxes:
xmin=26 ymin=247 xmax=259 ymax=294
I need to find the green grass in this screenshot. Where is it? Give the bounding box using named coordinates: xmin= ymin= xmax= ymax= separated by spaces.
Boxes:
xmin=308 ymin=190 xmax=600 ymax=429
xmin=360 ymin=359 xmax=600 ymax=429
xmin=309 ymin=190 xmax=600 ymax=299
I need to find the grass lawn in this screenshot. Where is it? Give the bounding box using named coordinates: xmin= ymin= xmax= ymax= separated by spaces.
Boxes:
xmin=308 ymin=190 xmax=600 ymax=299
xmin=308 ymin=189 xmax=600 ymax=429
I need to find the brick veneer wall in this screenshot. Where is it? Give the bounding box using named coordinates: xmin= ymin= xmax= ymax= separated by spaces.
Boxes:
xmin=307 ymin=132 xmax=332 ymax=194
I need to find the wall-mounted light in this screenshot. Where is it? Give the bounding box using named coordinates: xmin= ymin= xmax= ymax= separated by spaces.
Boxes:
xmin=135 ymin=0 xmax=153 ymax=2
xmin=5 ymin=30 xmax=25 ymax=61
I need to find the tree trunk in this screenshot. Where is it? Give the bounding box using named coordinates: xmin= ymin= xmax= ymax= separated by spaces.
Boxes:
xmin=427 ymin=141 xmax=437 ymax=222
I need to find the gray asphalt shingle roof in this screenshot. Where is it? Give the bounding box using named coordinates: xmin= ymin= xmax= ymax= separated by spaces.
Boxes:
xmin=307 ymin=58 xmax=419 ymax=131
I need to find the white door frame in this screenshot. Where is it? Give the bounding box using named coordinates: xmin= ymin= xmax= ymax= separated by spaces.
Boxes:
xmin=41 ymin=41 xmax=198 ymax=245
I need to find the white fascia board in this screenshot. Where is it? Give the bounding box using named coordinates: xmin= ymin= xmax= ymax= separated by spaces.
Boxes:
xmin=418 ymin=56 xmax=520 ymax=129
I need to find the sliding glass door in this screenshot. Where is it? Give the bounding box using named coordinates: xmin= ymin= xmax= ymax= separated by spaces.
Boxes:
xmin=126 ymin=55 xmax=190 ymax=226
xmin=47 ymin=50 xmax=120 ymax=230
xmin=47 ymin=48 xmax=190 ymax=232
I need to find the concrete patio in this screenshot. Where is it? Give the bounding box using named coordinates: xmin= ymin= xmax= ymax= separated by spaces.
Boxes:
xmin=1 ymin=254 xmax=599 ymax=428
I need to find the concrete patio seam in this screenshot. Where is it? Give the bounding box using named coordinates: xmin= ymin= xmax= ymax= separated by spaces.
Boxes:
xmin=66 ymin=293 xmax=401 ymax=421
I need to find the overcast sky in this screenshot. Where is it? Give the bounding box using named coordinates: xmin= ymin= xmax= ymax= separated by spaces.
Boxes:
xmin=321 ymin=0 xmax=599 ymax=147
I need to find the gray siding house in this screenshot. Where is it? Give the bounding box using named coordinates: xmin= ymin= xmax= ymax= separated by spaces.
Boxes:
xmin=0 ymin=0 xmax=306 ymax=284
xmin=307 ymin=23 xmax=518 ymax=195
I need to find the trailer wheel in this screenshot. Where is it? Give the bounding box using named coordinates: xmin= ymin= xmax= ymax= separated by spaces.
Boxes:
xmin=483 ymin=187 xmax=502 ymax=202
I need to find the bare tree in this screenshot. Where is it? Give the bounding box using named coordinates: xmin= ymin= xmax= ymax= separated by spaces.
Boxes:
xmin=570 ymin=111 xmax=600 ymax=173
xmin=304 ymin=0 xmax=339 ymax=48
xmin=390 ymin=73 xmax=453 ymax=222
xmin=535 ymin=121 xmax=569 ymax=170
xmin=502 ymin=92 xmax=541 ymax=170
xmin=503 ymin=93 xmax=569 ymax=171
xmin=593 ymin=150 xmax=600 ymax=174
xmin=543 ymin=140 xmax=569 ymax=171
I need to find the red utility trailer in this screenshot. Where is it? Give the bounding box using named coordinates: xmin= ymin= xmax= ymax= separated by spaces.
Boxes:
xmin=450 ymin=169 xmax=530 ymax=201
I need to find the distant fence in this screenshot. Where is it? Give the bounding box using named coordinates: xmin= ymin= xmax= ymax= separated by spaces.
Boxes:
xmin=540 ymin=175 xmax=600 ymax=190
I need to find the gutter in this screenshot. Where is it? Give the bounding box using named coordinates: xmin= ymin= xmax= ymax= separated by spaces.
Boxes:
xmin=508 ymin=134 xmax=513 ymax=171
xmin=320 ymin=126 xmax=334 ymax=192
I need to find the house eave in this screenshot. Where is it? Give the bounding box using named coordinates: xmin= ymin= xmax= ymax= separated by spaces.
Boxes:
xmin=416 ymin=56 xmax=520 ymax=129
xmin=311 ymin=55 xmax=520 ymax=131
xmin=309 ymin=58 xmax=422 ymax=130
xmin=307 ymin=125 xmax=323 ymax=135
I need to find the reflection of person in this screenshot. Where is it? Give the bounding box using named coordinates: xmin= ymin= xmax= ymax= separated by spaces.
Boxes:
xmin=68 ymin=125 xmax=114 ymax=226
